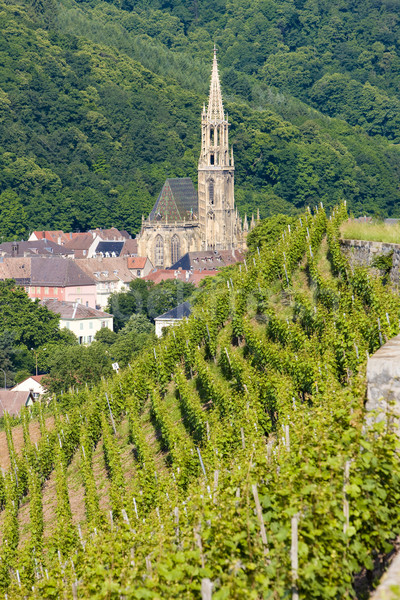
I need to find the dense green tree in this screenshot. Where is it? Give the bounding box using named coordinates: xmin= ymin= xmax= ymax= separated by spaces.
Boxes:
xmin=108 ymin=279 xmax=195 ymax=329
xmin=45 ymin=342 xmax=112 ymax=394
xmin=119 ymin=313 xmax=154 ymax=335
xmin=0 ymin=331 xmax=17 ymax=388
xmin=94 ymin=327 xmax=118 ymax=346
xmin=0 ymin=191 xmax=28 ymax=241
xmin=0 ymin=280 xmax=60 ymax=348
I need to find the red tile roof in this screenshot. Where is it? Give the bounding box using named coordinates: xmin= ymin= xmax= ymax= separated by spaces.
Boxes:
xmin=127 ymin=256 xmax=147 ymax=269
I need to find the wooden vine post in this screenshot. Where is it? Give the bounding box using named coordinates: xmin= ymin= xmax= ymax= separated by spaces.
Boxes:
xmin=343 ymin=460 xmax=351 ymax=534
xmin=201 ymin=578 xmax=213 ymax=600
xmin=291 ymin=513 xmax=300 ymax=600
xmin=251 ymin=484 xmax=269 ymax=556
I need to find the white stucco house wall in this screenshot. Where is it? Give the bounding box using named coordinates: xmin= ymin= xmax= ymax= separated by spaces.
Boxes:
xmin=41 ymin=299 xmax=113 ymax=345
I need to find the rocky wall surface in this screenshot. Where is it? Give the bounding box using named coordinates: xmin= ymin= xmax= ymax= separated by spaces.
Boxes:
xmin=367 ymin=335 xmax=400 ymax=599
xmin=340 ymin=238 xmax=400 ymax=285
xmin=366 ymin=334 xmax=400 ymax=436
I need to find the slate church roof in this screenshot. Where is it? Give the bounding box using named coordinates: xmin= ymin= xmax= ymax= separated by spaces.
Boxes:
xmin=149 ymin=178 xmax=198 ymax=222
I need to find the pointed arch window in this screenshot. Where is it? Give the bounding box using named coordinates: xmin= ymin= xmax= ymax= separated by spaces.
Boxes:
xmin=208 ymin=179 xmax=214 ymax=205
xmin=171 ymin=234 xmax=180 ymax=265
xmin=155 ymin=235 xmax=164 ymax=267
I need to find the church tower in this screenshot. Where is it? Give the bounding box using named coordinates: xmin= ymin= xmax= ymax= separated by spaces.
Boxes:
xmin=198 ymin=48 xmax=237 ymax=250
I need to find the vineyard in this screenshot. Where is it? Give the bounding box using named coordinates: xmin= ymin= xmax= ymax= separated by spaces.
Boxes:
xmin=1 ymin=203 xmax=400 ymax=599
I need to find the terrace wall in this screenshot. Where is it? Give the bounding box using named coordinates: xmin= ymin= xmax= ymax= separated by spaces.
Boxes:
xmin=339 ymin=238 xmax=400 ymax=285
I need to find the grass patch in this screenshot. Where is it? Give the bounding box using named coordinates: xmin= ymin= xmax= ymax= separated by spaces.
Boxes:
xmin=341 ymin=220 xmax=400 ymax=243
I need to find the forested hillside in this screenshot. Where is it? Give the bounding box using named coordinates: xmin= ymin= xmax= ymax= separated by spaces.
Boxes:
xmin=1 ymin=204 xmax=400 ymax=598
xmin=0 ymin=0 xmax=399 ymax=239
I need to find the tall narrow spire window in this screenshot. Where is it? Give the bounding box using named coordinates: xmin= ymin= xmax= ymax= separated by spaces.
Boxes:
xmin=171 ymin=235 xmax=180 ymax=265
xmin=208 ymin=180 xmax=214 ymax=205
xmin=155 ymin=235 xmax=164 ymax=267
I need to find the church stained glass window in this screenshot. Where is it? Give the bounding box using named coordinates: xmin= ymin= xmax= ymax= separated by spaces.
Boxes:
xmin=155 ymin=235 xmax=164 ymax=267
xmin=171 ymin=235 xmax=180 ymax=265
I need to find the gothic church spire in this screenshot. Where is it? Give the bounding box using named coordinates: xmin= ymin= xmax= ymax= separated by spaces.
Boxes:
xmin=207 ymin=46 xmax=224 ymax=121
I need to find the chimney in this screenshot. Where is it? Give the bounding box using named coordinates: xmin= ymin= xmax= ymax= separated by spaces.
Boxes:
xmin=11 ymin=242 xmax=18 ymax=257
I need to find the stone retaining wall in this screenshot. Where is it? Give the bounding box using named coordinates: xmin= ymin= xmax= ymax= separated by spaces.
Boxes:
xmin=366 ymin=335 xmax=400 ymax=437
xmin=340 ymin=238 xmax=400 ymax=285
xmin=367 ymin=337 xmax=400 ymax=597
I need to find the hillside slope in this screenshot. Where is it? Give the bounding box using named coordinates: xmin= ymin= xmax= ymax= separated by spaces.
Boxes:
xmin=0 ymin=1 xmax=399 ymax=241
xmin=1 ymin=204 xmax=400 ymax=598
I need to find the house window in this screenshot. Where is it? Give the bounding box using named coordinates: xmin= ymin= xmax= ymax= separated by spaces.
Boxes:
xmin=101 ymin=321 xmax=106 ymax=328
xmin=36 ymin=287 xmax=41 ymax=294
xmin=79 ymin=336 xmax=83 ymax=344
xmin=45 ymin=287 xmax=49 ymax=294
xmin=87 ymin=335 xmax=92 ymax=343
xmin=137 ymin=270 xmax=141 ymax=277
xmin=155 ymin=235 xmax=164 ymax=267
xmin=76 ymin=287 xmax=81 ymax=293
xmin=54 ymin=287 xmax=58 ymax=293
xmin=80 ymin=323 xmax=84 ymax=330
xmin=171 ymin=234 xmax=180 ymax=265
xmin=89 ymin=321 xmax=93 ymax=329
xmin=65 ymin=322 xmax=70 ymax=329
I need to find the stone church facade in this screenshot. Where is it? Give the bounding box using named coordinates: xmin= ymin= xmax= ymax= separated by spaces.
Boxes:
xmin=137 ymin=49 xmax=254 ymax=269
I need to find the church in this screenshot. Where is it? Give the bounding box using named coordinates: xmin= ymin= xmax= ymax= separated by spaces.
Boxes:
xmin=136 ymin=49 xmax=255 ymax=269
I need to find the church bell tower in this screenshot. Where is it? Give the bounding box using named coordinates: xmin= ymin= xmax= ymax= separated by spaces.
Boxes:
xmin=198 ymin=48 xmax=236 ymax=250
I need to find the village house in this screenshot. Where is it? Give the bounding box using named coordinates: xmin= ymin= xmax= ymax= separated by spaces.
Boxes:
xmin=170 ymin=249 xmax=244 ymax=271
xmin=154 ymin=301 xmax=191 ymax=337
xmin=0 ymin=240 xmax=74 ymax=258
xmin=75 ymin=257 xmax=138 ymax=309
xmin=41 ymin=299 xmax=113 ymax=345
xmin=28 ymin=257 xmax=97 ymax=307
xmin=12 ymin=375 xmax=46 ymax=399
xmin=0 ymin=390 xmax=35 ymax=417
xmin=126 ymin=256 xmax=153 ymax=278
xmin=120 ymin=238 xmax=138 ymax=256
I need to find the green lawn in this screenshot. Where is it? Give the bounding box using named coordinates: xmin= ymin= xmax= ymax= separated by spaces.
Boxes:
xmin=340 ymin=220 xmax=400 ymax=243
